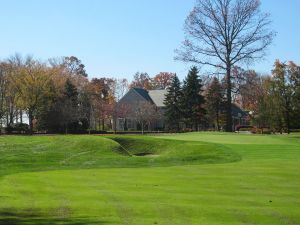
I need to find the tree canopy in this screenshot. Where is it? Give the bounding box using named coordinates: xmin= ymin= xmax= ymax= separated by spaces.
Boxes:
xmin=176 ymin=0 xmax=275 ymax=131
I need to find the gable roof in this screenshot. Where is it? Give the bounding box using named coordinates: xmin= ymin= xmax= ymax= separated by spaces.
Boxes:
xmin=132 ymin=88 xmax=153 ymax=103
xmin=119 ymin=87 xmax=167 ymax=107
xmin=231 ymin=103 xmax=248 ymax=118
xmin=148 ymin=90 xmax=167 ymax=107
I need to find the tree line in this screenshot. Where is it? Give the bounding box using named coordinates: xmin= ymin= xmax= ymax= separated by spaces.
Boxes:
xmin=0 ymin=53 xmax=299 ymax=134
xmin=0 ymin=54 xmax=177 ymax=134
xmin=2 ymin=0 xmax=293 ymax=134
xmin=164 ymin=62 xmax=300 ymax=133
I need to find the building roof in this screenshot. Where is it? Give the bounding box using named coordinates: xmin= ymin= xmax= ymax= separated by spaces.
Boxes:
xmin=148 ymin=90 xmax=167 ymax=107
xmin=132 ymin=88 xmax=153 ymax=103
xmin=120 ymin=88 xmax=248 ymax=116
xmin=231 ymin=103 xmax=248 ymax=118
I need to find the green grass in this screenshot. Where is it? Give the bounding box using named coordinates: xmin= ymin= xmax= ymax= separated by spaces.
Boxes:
xmin=0 ymin=133 xmax=300 ymax=224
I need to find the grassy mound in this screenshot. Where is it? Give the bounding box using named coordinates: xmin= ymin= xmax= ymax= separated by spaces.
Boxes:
xmin=157 ymin=132 xmax=300 ymax=160
xmin=0 ymin=135 xmax=123 ymax=177
xmin=109 ymin=136 xmax=241 ymax=166
xmin=0 ymin=135 xmax=240 ymax=178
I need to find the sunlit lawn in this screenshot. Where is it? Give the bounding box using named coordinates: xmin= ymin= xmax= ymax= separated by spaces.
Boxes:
xmin=0 ymin=133 xmax=299 ymax=225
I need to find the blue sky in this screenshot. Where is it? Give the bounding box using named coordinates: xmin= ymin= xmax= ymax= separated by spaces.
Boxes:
xmin=0 ymin=0 xmax=300 ymax=80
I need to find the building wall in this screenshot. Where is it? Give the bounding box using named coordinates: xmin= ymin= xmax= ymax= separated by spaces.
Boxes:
xmin=115 ymin=89 xmax=166 ymax=131
xmin=118 ymin=89 xmax=147 ymax=106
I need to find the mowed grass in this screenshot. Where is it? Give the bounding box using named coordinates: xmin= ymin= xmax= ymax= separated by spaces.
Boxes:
xmin=0 ymin=133 xmax=299 ymax=225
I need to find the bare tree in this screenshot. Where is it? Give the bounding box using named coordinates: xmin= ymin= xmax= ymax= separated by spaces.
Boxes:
xmin=113 ymin=78 xmax=129 ymax=101
xmin=112 ymin=102 xmax=131 ymax=133
xmin=175 ymin=0 xmax=275 ymax=131
xmin=0 ymin=63 xmax=8 ymax=133
xmin=131 ymin=101 xmax=159 ymax=134
xmin=4 ymin=55 xmax=27 ymax=127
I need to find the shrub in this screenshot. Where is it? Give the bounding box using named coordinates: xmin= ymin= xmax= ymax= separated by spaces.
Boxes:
xmin=182 ymin=128 xmax=194 ymax=133
xmin=251 ymin=127 xmax=272 ymax=134
xmin=290 ymin=129 xmax=300 ymax=133
xmin=239 ymin=128 xmax=252 ymax=132
xmin=235 ymin=125 xmax=253 ymax=132
xmin=5 ymin=123 xmax=29 ymax=133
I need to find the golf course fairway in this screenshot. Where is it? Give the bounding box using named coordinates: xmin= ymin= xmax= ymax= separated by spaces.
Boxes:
xmin=0 ymin=133 xmax=299 ymax=225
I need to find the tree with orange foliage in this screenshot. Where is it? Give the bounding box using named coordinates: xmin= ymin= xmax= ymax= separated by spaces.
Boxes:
xmin=9 ymin=58 xmax=56 ymax=133
xmin=152 ymin=72 xmax=175 ymax=89
xmin=89 ymin=78 xmax=116 ymax=130
xmin=130 ymin=72 xmax=152 ymax=90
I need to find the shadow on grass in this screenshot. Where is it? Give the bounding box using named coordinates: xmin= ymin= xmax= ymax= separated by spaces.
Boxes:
xmin=0 ymin=209 xmax=110 ymax=225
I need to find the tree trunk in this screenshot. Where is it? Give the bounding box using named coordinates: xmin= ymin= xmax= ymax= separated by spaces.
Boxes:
xmin=285 ymin=108 xmax=290 ymax=134
xmin=226 ymin=65 xmax=233 ymax=132
xmin=28 ymin=110 xmax=34 ymax=135
xmin=113 ymin=117 xmax=117 ymax=134
xmin=6 ymin=113 xmax=9 ymax=128
xmin=9 ymin=109 xmax=14 ymax=125
xmin=20 ymin=110 xmax=23 ymax=123
xmin=216 ymin=112 xmax=220 ymax=131
xmin=102 ymin=118 xmax=105 ymax=131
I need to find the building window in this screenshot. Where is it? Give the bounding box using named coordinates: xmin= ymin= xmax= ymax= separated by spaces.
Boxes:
xmin=118 ymin=118 xmax=124 ymax=130
xmin=127 ymin=119 xmax=133 ymax=129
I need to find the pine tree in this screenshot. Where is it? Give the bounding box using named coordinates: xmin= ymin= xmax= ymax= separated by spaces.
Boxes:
xmin=62 ymin=79 xmax=79 ymax=133
xmin=164 ymin=74 xmax=182 ymax=131
xmin=64 ymin=79 xmax=78 ymax=106
xmin=272 ymin=61 xmax=294 ymax=133
xmin=181 ymin=66 xmax=205 ymax=130
xmin=206 ymin=77 xmax=224 ymax=131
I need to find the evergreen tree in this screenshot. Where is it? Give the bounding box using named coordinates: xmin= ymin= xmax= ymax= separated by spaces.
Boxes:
xmin=272 ymin=61 xmax=294 ymax=133
xmin=287 ymin=61 xmax=300 ymax=129
xmin=38 ymin=79 xmax=80 ymax=133
xmin=206 ymin=77 xmax=224 ymax=131
xmin=164 ymin=74 xmax=182 ymax=131
xmin=62 ymin=79 xmax=80 ymax=133
xmin=181 ymin=66 xmax=205 ymax=130
xmin=64 ymin=79 xmax=79 ymax=105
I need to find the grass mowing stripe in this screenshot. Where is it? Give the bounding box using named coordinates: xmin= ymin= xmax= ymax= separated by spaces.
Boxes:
xmin=0 ymin=133 xmax=299 ymax=224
